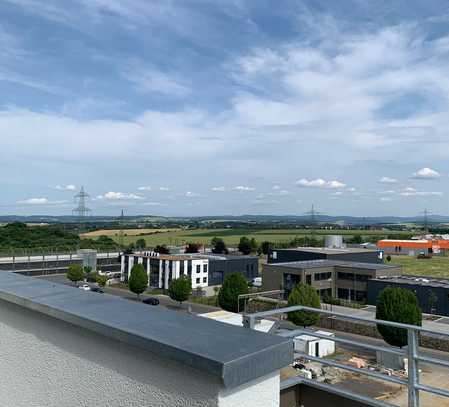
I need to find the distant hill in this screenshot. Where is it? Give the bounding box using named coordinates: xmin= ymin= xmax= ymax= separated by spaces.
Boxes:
xmin=0 ymin=214 xmax=447 ymax=226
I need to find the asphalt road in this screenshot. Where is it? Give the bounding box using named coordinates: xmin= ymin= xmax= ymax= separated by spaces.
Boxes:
xmin=34 ymin=274 xmax=220 ymax=315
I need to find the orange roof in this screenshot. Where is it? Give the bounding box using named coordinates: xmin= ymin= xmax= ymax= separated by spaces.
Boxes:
xmin=377 ymin=240 xmax=432 ymax=249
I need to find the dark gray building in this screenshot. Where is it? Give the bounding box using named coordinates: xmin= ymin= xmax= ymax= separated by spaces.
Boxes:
xmin=367 ymin=275 xmax=449 ymax=316
xmin=268 ymin=247 xmax=383 ymax=265
xmin=202 ymin=254 xmax=259 ymax=286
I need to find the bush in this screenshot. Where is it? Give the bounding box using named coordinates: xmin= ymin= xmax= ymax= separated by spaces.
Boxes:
xmin=128 ymin=264 xmax=148 ymax=299
xmin=185 ymin=242 xmax=200 ymax=253
xmin=287 ymin=284 xmax=321 ymax=327
xmin=218 ymin=273 xmax=249 ymax=312
xmin=238 ymin=237 xmax=252 ymax=255
xmin=96 ymin=274 xmax=108 ymax=287
xmin=168 ymin=276 xmax=192 ymax=305
xmin=154 ymin=245 xmax=170 ymax=254
xmin=66 ymin=264 xmax=84 ymax=286
xmin=211 ymin=237 xmax=228 ymax=254
xmin=135 ymin=238 xmax=146 ymax=250
xmin=376 ymin=287 xmax=422 ymax=348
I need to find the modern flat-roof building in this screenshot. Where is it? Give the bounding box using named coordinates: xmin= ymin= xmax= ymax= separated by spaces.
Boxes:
xmin=368 ymin=275 xmax=449 ymax=316
xmin=263 ymin=259 xmax=401 ymax=302
xmin=121 ymin=252 xmax=259 ymax=290
xmin=268 ymin=247 xmax=384 ymax=265
xmin=377 ymin=238 xmax=449 ymax=256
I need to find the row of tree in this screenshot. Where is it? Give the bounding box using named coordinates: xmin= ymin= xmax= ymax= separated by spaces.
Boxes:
xmin=66 ymin=264 xmax=108 ymax=287
xmin=286 ymin=283 xmax=422 ymax=348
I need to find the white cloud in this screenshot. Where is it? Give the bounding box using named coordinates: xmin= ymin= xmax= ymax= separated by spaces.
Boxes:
xmin=399 ymin=187 xmax=442 ymax=196
xmin=137 ymin=186 xmax=152 ymax=191
xmin=272 ymin=185 xmax=281 ymax=190
xmin=296 ymin=178 xmax=346 ymax=189
xmin=143 ymin=201 xmax=168 ymax=206
xmin=379 ymin=177 xmax=398 ymax=184
xmin=185 ymin=191 xmax=205 ymax=198
xmin=55 ymin=184 xmax=76 ymax=191
xmin=17 ymin=197 xmax=68 ymax=205
xmin=380 ymin=197 xmax=392 ymax=202
xmin=123 ymin=64 xmax=190 ymax=97
xmin=211 ymin=186 xmax=226 ymax=192
xmin=233 ymin=186 xmax=255 ymax=191
xmin=412 ymin=167 xmax=441 ymax=179
xmin=159 ymin=187 xmax=171 ymax=191
xmin=97 ymin=192 xmax=144 ymax=200
xmin=378 ymin=190 xmax=396 ymax=195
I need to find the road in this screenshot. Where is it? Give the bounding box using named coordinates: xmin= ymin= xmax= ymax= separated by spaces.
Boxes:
xmin=35 ymin=274 xmax=219 ymax=315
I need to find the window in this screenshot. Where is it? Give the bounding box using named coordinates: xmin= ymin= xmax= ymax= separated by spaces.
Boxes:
xmin=203 ymin=277 xmax=207 ymax=283
xmin=337 ymin=272 xmax=355 ymax=281
xmin=204 ymin=264 xmax=208 ymax=274
xmin=355 ymin=274 xmax=369 ymax=282
xmin=187 ymin=260 xmax=192 ymax=275
xmin=196 ymin=278 xmax=200 ymax=284
xmin=314 ymin=272 xmax=331 ymax=281
xmin=196 ymin=265 xmax=201 ymax=273
xmin=272 ymin=251 xmax=277 ymax=259
xmin=306 ymin=275 xmax=312 ymax=285
xmin=180 ymin=261 xmax=184 ymax=274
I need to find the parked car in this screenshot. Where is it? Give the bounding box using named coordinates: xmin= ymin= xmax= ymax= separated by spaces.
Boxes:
xmin=79 ymin=284 xmax=91 ymax=291
xmin=90 ymin=286 xmax=104 ymax=293
xmin=251 ymin=277 xmax=262 ymax=287
xmin=142 ymin=297 xmax=160 ymax=306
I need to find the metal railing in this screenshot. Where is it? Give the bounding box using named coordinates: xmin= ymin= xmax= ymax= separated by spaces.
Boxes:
xmin=243 ymin=305 xmax=449 ymax=407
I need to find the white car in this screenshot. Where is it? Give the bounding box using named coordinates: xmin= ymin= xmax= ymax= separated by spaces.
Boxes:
xmin=79 ymin=284 xmax=91 ymax=291
xmin=252 ymin=277 xmax=262 ymax=287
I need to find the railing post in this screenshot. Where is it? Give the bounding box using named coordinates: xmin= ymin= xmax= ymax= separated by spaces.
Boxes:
xmin=407 ymin=328 xmax=419 ymax=407
xmin=242 ymin=315 xmax=255 ymax=329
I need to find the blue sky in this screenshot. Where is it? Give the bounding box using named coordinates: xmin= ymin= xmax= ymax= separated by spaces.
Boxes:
xmin=2 ymin=0 xmax=449 ymax=217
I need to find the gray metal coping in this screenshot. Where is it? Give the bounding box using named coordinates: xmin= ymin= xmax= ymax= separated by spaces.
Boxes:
xmin=267 ymin=259 xmax=400 ymax=270
xmin=0 ymin=272 xmax=292 ymax=388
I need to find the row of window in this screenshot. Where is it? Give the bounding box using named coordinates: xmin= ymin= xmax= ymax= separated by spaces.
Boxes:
xmin=337 ymin=272 xmax=369 ymax=282
xmin=195 ymin=277 xmax=207 ymax=284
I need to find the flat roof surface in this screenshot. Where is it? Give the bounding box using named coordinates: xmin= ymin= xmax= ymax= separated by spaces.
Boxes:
xmin=276 ymin=247 xmax=378 ymax=254
xmin=0 ymin=272 xmax=292 ymax=388
xmin=371 ymin=275 xmax=449 ymax=289
xmin=130 ymin=253 xmax=208 ymax=261
xmin=268 ymin=259 xmax=401 ymax=270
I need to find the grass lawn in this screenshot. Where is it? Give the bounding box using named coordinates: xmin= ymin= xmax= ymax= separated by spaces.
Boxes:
xmin=81 ymin=227 xmax=411 ymax=247
xmin=389 ymin=255 xmax=449 ymax=278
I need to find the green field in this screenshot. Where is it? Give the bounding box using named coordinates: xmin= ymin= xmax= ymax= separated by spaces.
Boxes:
xmin=81 ymin=227 xmax=411 ymax=247
xmin=389 ymin=255 xmax=449 ymax=278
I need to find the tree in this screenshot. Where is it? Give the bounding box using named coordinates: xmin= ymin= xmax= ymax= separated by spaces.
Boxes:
xmin=238 ymin=237 xmax=252 ymax=255
xmin=218 ymin=273 xmax=249 ymax=312
xmin=96 ymin=274 xmax=108 ymax=287
xmin=135 ymin=238 xmax=146 ymax=250
xmin=350 ymin=234 xmax=363 ymax=244
xmin=428 ymin=290 xmax=438 ymax=314
xmin=128 ymin=264 xmax=148 ymax=299
xmin=287 ymin=284 xmax=321 ymax=328
xmin=260 ymin=241 xmax=272 ymax=255
xmin=376 ymin=287 xmax=422 ymax=348
xmin=154 ymin=245 xmax=170 ymax=254
xmin=168 ymin=276 xmax=192 ymax=305
xmin=66 ymin=264 xmax=84 ymax=286
xmin=185 ymin=242 xmax=200 ymax=253
xmin=211 ymin=237 xmax=228 ymax=254
xmin=250 ymin=238 xmax=258 ymax=253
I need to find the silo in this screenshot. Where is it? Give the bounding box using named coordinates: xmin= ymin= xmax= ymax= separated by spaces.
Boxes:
xmin=325 ymin=235 xmax=344 ymax=249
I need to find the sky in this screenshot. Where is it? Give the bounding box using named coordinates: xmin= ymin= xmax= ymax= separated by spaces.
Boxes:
xmin=2 ymin=0 xmax=449 ymax=217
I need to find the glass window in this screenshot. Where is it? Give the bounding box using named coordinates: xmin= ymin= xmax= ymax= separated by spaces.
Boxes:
xmin=203 ymin=277 xmax=207 ymax=283
xmin=204 ymin=264 xmax=208 ymax=273
xmin=196 ymin=265 xmax=201 ymax=273
xmin=196 ymin=278 xmax=200 ymax=284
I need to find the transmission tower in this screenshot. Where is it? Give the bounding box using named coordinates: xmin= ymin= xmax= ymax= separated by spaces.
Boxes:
xmin=421 ymin=208 xmax=431 ymax=235
xmin=118 ymin=209 xmax=125 ymax=250
xmin=303 ymin=204 xmax=324 ymax=243
xmin=72 ymin=186 xmax=91 ymax=219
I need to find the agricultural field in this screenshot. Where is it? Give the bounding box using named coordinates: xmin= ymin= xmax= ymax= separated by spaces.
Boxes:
xmin=80 ymin=227 xmax=411 ymax=247
xmin=80 ymin=228 xmax=180 ymax=238
xmin=389 ymin=255 xmax=449 ymax=278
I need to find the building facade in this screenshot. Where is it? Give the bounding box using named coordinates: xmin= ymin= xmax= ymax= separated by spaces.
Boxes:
xmin=367 ymin=275 xmax=449 ymax=316
xmin=263 ymin=259 xmax=401 ymax=302
xmin=121 ymin=252 xmax=259 ymax=290
xmin=122 ymin=253 xmax=209 ymax=289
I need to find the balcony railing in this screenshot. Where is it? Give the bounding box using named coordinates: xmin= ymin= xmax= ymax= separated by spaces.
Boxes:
xmin=243 ymin=305 xmax=449 ymax=407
